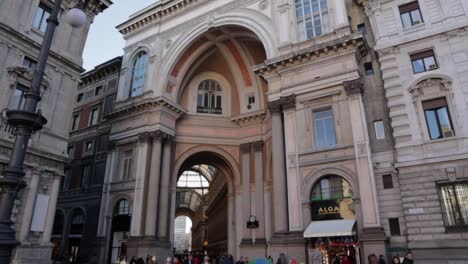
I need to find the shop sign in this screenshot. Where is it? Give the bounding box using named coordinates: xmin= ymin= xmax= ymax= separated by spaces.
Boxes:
xmin=310 ymin=198 xmax=355 ymax=221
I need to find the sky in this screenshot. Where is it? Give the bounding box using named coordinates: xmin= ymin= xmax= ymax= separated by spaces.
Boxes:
xmin=82 ymin=0 xmax=159 ymax=70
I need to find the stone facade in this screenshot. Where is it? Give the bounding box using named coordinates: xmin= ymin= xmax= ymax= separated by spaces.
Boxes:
xmin=53 ymin=57 xmax=121 ymax=263
xmin=360 ymin=0 xmax=468 ymax=263
xmin=92 ymin=0 xmax=394 ymax=263
xmin=0 ymin=0 xmax=110 ymax=263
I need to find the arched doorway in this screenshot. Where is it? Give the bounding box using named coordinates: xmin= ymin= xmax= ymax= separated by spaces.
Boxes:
xmin=172 ymin=150 xmax=238 ymax=259
xmin=110 ymin=198 xmax=131 ymax=263
xmin=304 ymin=175 xmax=360 ymax=264
xmin=174 ymin=215 xmax=193 ymax=254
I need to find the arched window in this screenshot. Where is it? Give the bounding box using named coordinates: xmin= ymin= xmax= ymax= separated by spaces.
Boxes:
xmin=70 ymin=209 xmax=85 ymax=235
xmin=311 ymin=175 xmax=352 ymax=201
xmin=197 ymin=79 xmax=222 ymax=115
xmin=113 ymin=199 xmax=130 ymax=216
xmin=295 ymin=0 xmax=330 ymax=41
xmin=129 ymin=52 xmax=148 ymax=97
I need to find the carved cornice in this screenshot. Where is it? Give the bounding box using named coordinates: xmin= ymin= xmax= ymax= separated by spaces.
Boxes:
xmin=343 ymin=78 xmax=364 ymax=96
xmin=117 ymin=0 xmax=203 ymax=36
xmin=253 ymin=33 xmax=368 ymax=78
xmin=230 ymin=110 xmax=266 ymax=126
xmin=106 ymin=96 xmax=186 ymax=120
xmin=79 ymin=56 xmax=122 ymax=87
xmin=138 ymin=131 xmax=151 ymax=143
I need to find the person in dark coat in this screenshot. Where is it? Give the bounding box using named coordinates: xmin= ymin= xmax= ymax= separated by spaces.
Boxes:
xmin=368 ymin=254 xmax=378 ymax=264
xmin=378 ymin=255 xmax=386 ymax=264
xmin=392 ymin=256 xmax=401 ymax=264
xmin=401 ymin=252 xmax=413 ymax=264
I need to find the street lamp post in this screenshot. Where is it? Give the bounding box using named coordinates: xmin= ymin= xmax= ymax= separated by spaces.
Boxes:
xmin=0 ymin=0 xmax=87 ymax=262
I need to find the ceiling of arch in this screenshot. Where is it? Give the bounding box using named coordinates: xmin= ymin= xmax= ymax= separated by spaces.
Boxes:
xmin=176 ymin=165 xmax=218 ymax=212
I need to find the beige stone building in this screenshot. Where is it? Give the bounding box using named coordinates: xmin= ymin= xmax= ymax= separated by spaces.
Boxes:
xmin=0 ymin=0 xmax=110 ymax=263
xmin=361 ymin=0 xmax=468 ymax=263
xmin=93 ymin=0 xmax=405 ymax=263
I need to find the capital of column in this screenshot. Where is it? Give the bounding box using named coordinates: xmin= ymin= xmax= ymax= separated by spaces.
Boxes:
xmin=267 ymin=99 xmax=282 ymax=113
xmin=138 ymin=132 xmax=151 ymax=144
xmin=252 ymin=140 xmax=264 ymax=152
xmin=240 ymin=143 xmax=251 ymax=153
xmin=150 ymin=130 xmax=168 ymax=141
xmin=281 ymin=94 xmax=296 ymax=110
xmin=108 ymin=140 xmax=117 ymax=151
xmin=343 ymin=78 xmax=364 ymax=96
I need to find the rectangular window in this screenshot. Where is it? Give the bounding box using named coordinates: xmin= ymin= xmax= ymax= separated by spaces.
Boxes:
xmin=399 ymin=1 xmax=423 ymax=28
xmin=71 ymin=113 xmax=80 ymax=131
xmin=33 ymin=3 xmax=51 ymax=33
xmin=439 ymin=181 xmax=468 ymax=229
xmin=374 ymin=120 xmax=385 ymax=140
xmin=388 ymin=218 xmax=401 ymax=236
xmin=296 ymin=0 xmax=330 ymax=41
xmin=23 ymin=56 xmax=37 ymax=71
xmin=8 ymin=84 xmax=28 ymax=110
xmin=411 ymin=50 xmax=438 ymax=74
xmin=81 ymin=165 xmax=90 ymax=188
xmin=314 ymin=108 xmax=336 ymax=149
xmin=364 ymin=62 xmax=374 ymax=76
xmin=67 ymin=145 xmax=75 ymax=159
xmin=357 ymin=23 xmax=367 ymax=34
xmin=104 ymin=94 xmax=116 ymax=115
xmin=84 ymin=141 xmax=93 ymax=154
xmin=422 ymin=98 xmax=454 ymax=140
xmin=122 ymin=150 xmax=133 ymax=180
xmin=95 ymin=86 xmax=103 ymax=96
xmin=77 ymin=93 xmax=84 ymax=102
xmin=89 ymin=108 xmax=99 ymax=126
xmin=63 ymin=168 xmax=70 ymax=191
xmin=382 ymin=174 xmax=394 ymax=189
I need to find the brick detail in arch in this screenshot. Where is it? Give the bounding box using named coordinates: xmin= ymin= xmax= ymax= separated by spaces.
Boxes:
xmin=171 ymin=36 xmax=208 ymax=77
xmin=224 ymin=40 xmax=253 ymax=87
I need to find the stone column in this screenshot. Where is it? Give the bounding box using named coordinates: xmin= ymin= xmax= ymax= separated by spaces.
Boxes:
xmin=145 ymin=131 xmax=163 ymax=237
xmin=344 ymin=79 xmax=386 ymax=259
xmin=253 ymin=141 xmax=265 ymax=239
xmin=130 ymin=132 xmax=151 ymax=236
xmin=98 ymin=142 xmax=117 ymax=237
xmin=18 ymin=169 xmax=40 ymax=241
xmin=282 ymin=95 xmax=303 ymax=231
xmin=241 ymin=143 xmax=251 ymax=240
xmin=157 ymin=136 xmax=173 ymax=239
xmin=268 ymin=100 xmax=288 ymax=233
xmin=334 ymin=0 xmax=349 ymax=27
xmin=42 ymin=174 xmax=61 ymax=243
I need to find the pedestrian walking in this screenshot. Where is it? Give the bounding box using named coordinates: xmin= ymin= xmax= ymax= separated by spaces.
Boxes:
xmin=368 ymin=254 xmax=378 ymax=264
xmin=392 ymin=256 xmax=401 ymax=264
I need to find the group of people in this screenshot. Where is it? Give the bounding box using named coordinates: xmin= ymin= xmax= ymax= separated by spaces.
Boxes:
xmin=368 ymin=252 xmax=414 ymax=264
xmin=115 ymin=254 xmax=213 ymax=264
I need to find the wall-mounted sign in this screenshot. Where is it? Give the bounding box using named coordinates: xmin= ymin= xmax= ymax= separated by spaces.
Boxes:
xmin=310 ymin=198 xmax=355 ymax=221
xmin=30 ymin=194 xmax=50 ymax=232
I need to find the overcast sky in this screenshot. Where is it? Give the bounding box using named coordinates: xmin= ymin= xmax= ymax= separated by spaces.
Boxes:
xmin=82 ymin=0 xmax=158 ymax=70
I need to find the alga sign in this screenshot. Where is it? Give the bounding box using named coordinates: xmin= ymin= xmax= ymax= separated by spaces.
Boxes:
xmin=310 ymin=198 xmax=355 ymax=221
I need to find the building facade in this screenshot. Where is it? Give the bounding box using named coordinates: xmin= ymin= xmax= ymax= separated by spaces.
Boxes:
xmin=0 ymin=0 xmax=111 ymax=263
xmin=360 ymin=0 xmax=468 ymax=263
xmin=93 ymin=0 xmax=401 ymax=263
xmin=52 ymin=57 xmax=121 ymax=263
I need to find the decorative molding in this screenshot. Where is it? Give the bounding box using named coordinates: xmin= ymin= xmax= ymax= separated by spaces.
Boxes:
xmin=253 ymin=33 xmax=367 ymax=79
xmin=240 ymin=143 xmax=251 ymax=153
xmin=253 ymin=140 xmax=264 ymax=152
xmin=343 ymin=78 xmax=364 ymax=96
xmin=258 ymin=0 xmax=269 ymax=10
xmin=106 ymin=96 xmax=186 ymax=120
xmin=230 ymin=110 xmax=266 ymax=126
xmin=138 ymin=132 xmax=151 ymax=143
xmin=409 ymin=77 xmax=452 ymax=98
